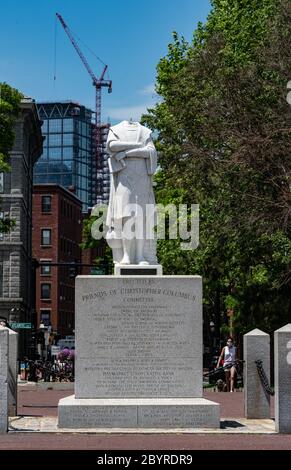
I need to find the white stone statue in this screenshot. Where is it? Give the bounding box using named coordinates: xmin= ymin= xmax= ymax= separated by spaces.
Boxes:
xmin=105 ymin=120 xmax=158 ymax=265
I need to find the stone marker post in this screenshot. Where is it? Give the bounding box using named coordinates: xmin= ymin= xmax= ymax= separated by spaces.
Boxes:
xmin=244 ymin=328 xmax=270 ymax=419
xmin=7 ymin=329 xmax=18 ymax=416
xmin=0 ymin=326 xmax=9 ymax=433
xmin=274 ymin=324 xmax=291 ymax=433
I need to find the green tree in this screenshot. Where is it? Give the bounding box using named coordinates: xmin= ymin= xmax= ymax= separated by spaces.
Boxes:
xmin=142 ymin=0 xmax=291 ymax=336
xmin=0 ymin=82 xmax=22 ymax=234
xmin=0 ymin=83 xmax=22 ymax=169
xmin=81 ymin=213 xmax=113 ymax=274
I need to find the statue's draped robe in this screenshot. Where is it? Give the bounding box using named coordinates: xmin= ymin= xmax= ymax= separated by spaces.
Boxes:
xmin=106 ymin=121 xmax=158 ymax=264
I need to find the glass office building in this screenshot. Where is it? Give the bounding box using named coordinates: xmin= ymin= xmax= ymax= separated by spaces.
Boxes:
xmin=35 ymin=101 xmax=96 ymax=212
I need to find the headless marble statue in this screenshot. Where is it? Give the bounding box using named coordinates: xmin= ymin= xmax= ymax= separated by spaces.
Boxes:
xmin=105 ymin=120 xmax=158 ymax=265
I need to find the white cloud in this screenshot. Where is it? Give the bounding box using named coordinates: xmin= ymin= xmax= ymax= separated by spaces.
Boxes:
xmin=139 ymin=83 xmax=156 ymax=95
xmin=107 ymin=104 xmax=153 ymax=122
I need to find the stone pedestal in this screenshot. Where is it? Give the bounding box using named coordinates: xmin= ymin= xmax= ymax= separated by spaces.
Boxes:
xmin=58 ymin=275 xmax=219 ymax=429
xmin=58 ymin=397 xmax=219 ymax=429
xmin=243 ymin=329 xmax=270 ymax=419
xmin=275 ymin=323 xmax=291 ymax=433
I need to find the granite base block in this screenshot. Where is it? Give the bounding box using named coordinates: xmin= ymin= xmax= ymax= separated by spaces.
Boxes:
xmin=58 ymin=396 xmax=220 ymax=429
xmin=75 ymin=276 xmax=203 ymax=399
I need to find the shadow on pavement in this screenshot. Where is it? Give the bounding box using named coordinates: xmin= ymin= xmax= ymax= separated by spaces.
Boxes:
xmin=220 ymin=420 xmax=246 ymax=429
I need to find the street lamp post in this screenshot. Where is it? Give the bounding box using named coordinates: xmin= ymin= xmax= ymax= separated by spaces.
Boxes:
xmin=9 ymin=306 xmax=22 ymax=324
xmin=209 ymin=320 xmax=216 ymax=362
xmin=37 ymin=322 xmax=46 ymax=359
xmin=39 ymin=322 xmax=51 ymax=360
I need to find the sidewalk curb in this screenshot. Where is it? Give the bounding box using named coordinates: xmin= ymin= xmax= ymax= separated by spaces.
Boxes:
xmin=18 ymin=381 xmax=74 ymax=391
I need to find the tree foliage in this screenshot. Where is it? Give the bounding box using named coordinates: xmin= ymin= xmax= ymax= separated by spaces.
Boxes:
xmin=142 ymin=0 xmax=291 ymax=336
xmin=81 ymin=214 xmax=114 ymax=274
xmin=0 ymin=83 xmax=22 ymax=170
xmin=0 ymin=82 xmax=22 ymax=234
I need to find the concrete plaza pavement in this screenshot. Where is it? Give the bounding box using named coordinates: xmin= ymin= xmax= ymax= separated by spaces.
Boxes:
xmin=0 ymin=385 xmax=290 ymax=450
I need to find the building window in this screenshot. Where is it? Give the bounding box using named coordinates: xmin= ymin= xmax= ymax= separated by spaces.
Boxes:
xmin=49 ymin=134 xmax=62 ymax=146
xmin=62 ymin=161 xmax=73 ymax=172
xmin=63 ymin=133 xmax=74 ymax=146
xmin=40 ymin=309 xmax=51 ymax=326
xmin=0 ymin=211 xmax=4 ymax=241
xmin=34 ymin=161 xmax=48 ymax=174
xmin=63 ymin=147 xmax=73 ymax=159
xmin=41 ymin=283 xmax=51 ymax=300
xmin=81 ymin=122 xmax=87 ymax=136
xmin=41 ymin=120 xmax=48 ymax=134
xmin=34 ymin=174 xmax=49 ymax=184
xmin=0 ymin=261 xmax=3 ymax=297
xmin=41 ymin=229 xmax=51 ymax=246
xmin=48 ymin=147 xmax=62 ymax=160
xmin=49 ymin=119 xmax=62 ymax=133
xmin=62 ymin=173 xmax=72 ymax=186
xmin=42 ymin=196 xmax=52 ymax=213
xmin=0 ymin=172 xmax=3 ymax=193
xmin=63 ymin=118 xmax=73 ymax=132
xmin=42 ymin=148 xmax=48 ymax=159
xmin=40 ymin=260 xmax=52 ymax=276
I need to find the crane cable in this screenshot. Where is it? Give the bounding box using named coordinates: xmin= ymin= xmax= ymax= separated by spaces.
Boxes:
xmin=53 ymin=15 xmax=58 ymax=83
xmin=54 ymin=14 xmax=110 ymax=82
xmin=71 ymin=28 xmax=107 ymax=68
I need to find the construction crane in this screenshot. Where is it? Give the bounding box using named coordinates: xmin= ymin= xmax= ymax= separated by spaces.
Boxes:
xmin=56 ymin=12 xmax=112 ymax=202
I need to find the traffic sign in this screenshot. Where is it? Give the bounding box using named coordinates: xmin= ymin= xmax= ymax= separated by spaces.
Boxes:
xmin=51 ymin=346 xmax=61 ymax=356
xmin=10 ymin=322 xmax=32 ymax=329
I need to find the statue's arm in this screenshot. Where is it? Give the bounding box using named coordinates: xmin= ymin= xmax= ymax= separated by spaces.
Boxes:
xmin=125 ymin=147 xmax=151 ymax=158
xmin=125 ymin=139 xmax=156 ymax=158
xmin=114 ymin=151 xmax=126 ymax=161
xmin=108 ymin=141 xmax=143 ymax=152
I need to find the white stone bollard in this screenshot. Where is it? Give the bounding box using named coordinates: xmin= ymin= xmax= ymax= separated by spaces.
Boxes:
xmin=274 ymin=323 xmax=291 ymax=433
xmin=0 ymin=326 xmax=9 ymax=433
xmin=244 ymin=328 xmax=270 ymax=419
xmin=7 ymin=329 xmax=18 ymax=416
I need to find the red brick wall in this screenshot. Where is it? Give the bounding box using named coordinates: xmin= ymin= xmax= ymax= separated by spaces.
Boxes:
xmin=32 ymin=185 xmax=82 ymax=337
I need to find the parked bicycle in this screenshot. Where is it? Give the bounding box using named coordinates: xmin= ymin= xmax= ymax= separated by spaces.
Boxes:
xmin=23 ymin=359 xmax=74 ymax=382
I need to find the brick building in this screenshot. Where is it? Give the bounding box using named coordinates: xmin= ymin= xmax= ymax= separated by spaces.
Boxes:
xmin=0 ymin=97 xmax=43 ymax=356
xmin=32 ymin=184 xmax=82 ymax=337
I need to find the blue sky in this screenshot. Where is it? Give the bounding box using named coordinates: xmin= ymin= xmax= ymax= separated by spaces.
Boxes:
xmin=0 ymin=0 xmax=211 ymax=124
